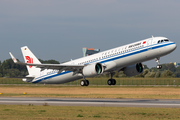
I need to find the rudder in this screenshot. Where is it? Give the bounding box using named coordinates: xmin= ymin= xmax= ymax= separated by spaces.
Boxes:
xmin=21 ymin=46 xmax=41 ymax=76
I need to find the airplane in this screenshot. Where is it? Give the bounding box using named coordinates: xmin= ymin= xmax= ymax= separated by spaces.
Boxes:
xmin=9 ymin=36 xmax=176 ymax=86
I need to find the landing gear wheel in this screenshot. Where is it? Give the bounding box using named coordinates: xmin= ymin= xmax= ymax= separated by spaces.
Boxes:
xmin=155 ymin=58 xmax=162 ymax=69
xmin=107 ymin=79 xmax=116 ymax=85
xmin=80 ymin=80 xmax=89 ymax=86
xmin=85 ymin=80 xmax=89 ymax=86
xmin=112 ymin=79 xmax=116 ymax=85
xmin=107 ymin=79 xmax=112 ymax=85
xmin=80 ymin=80 xmax=85 ymax=86
xmin=157 ymin=65 xmax=162 ymax=69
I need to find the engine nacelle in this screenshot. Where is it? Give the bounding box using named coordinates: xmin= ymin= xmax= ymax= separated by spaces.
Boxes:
xmin=82 ymin=63 xmax=104 ymax=77
xmin=123 ymin=63 xmax=144 ymax=77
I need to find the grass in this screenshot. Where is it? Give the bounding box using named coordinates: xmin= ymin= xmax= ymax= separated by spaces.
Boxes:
xmin=1 ymin=78 xmax=180 ymax=119
xmin=0 ymin=78 xmax=30 ymax=84
xmin=0 ymin=105 xmax=180 ymax=120
xmin=0 ymin=77 xmax=180 ymax=86
xmin=1 ymin=77 xmax=180 ymax=99
xmin=1 ymin=86 xmax=180 ymax=99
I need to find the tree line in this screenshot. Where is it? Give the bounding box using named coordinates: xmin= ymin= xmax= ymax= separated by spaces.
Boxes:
xmin=0 ymin=59 xmax=59 ymax=77
xmin=0 ymin=58 xmax=179 ymax=78
xmin=108 ymin=64 xmax=179 ymax=78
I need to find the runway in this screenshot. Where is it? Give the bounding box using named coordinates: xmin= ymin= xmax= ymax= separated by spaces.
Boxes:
xmin=0 ymin=97 xmax=180 ymax=108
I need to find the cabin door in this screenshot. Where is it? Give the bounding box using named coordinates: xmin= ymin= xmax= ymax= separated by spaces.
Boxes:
xmin=147 ymin=38 xmax=152 ymax=50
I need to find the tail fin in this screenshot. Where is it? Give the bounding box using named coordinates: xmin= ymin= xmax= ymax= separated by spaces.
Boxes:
xmin=21 ymin=46 xmax=41 ymax=76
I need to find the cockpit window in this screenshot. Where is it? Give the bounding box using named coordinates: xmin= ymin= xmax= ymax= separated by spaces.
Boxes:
xmin=157 ymin=39 xmax=170 ymax=43
xmin=164 ymin=39 xmax=169 ymax=42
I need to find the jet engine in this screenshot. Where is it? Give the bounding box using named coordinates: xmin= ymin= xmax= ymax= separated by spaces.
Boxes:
xmin=82 ymin=63 xmax=104 ymax=77
xmin=123 ymin=63 xmax=144 ymax=77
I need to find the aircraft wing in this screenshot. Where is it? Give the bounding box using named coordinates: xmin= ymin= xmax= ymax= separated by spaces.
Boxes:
xmin=9 ymin=52 xmax=84 ymax=73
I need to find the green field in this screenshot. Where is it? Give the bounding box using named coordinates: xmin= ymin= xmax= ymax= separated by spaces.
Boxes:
xmin=1 ymin=78 xmax=180 ymax=120
xmin=0 ymin=105 xmax=180 ymax=120
xmin=0 ymin=77 xmax=179 ymax=86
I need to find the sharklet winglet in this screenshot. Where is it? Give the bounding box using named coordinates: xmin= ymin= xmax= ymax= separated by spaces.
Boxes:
xmin=9 ymin=52 xmax=18 ymax=63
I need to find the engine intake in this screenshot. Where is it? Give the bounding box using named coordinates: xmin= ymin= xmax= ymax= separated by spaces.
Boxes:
xmin=83 ymin=63 xmax=104 ymax=77
xmin=123 ymin=63 xmax=144 ymax=77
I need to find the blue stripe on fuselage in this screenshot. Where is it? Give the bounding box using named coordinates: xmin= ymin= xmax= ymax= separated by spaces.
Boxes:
xmin=32 ymin=42 xmax=175 ymax=83
xmin=33 ymin=71 xmax=71 ymax=83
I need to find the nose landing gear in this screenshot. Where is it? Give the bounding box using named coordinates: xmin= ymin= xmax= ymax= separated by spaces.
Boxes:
xmin=155 ymin=58 xmax=162 ymax=69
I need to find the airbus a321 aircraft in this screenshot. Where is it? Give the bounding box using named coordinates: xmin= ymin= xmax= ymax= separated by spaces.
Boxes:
xmin=9 ymin=36 xmax=176 ymax=86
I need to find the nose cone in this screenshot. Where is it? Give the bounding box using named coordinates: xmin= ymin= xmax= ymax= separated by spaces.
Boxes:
xmin=170 ymin=42 xmax=177 ymax=52
xmin=172 ymin=42 xmax=177 ymax=51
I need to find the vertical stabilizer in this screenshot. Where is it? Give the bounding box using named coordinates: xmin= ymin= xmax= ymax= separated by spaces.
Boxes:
xmin=21 ymin=46 xmax=41 ymax=76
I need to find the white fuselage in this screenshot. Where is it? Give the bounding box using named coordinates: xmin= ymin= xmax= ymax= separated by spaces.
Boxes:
xmin=32 ymin=37 xmax=176 ymax=84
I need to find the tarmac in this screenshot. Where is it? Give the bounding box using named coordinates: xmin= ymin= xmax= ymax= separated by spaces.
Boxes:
xmin=0 ymin=97 xmax=180 ymax=108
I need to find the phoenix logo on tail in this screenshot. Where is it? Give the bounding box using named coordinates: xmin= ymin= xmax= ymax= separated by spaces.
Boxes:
xmin=25 ymin=56 xmax=33 ymax=68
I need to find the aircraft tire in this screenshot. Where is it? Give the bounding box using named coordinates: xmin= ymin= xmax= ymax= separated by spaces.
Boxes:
xmin=112 ymin=79 xmax=116 ymax=85
xmin=80 ymin=80 xmax=85 ymax=86
xmin=85 ymin=80 xmax=89 ymax=86
xmin=107 ymin=79 xmax=116 ymax=85
xmin=107 ymin=79 xmax=112 ymax=85
xmin=157 ymin=65 xmax=162 ymax=69
xmin=80 ymin=80 xmax=89 ymax=86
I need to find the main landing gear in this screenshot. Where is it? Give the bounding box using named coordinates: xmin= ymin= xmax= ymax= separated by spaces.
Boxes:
xmin=80 ymin=75 xmax=89 ymax=86
xmin=155 ymin=58 xmax=162 ymax=69
xmin=80 ymin=80 xmax=89 ymax=86
xmin=107 ymin=72 xmax=116 ymax=85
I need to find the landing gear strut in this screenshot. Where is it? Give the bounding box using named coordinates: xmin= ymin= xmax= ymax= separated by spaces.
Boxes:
xmin=107 ymin=72 xmax=116 ymax=85
xmin=155 ymin=58 xmax=162 ymax=69
xmin=80 ymin=75 xmax=89 ymax=86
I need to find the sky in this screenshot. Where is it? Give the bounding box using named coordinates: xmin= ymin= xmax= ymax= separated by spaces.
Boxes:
xmin=0 ymin=0 xmax=180 ymax=68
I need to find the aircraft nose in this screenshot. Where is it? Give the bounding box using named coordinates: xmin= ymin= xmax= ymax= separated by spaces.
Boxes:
xmin=173 ymin=42 xmax=177 ymax=49
xmin=171 ymin=42 xmax=177 ymax=51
